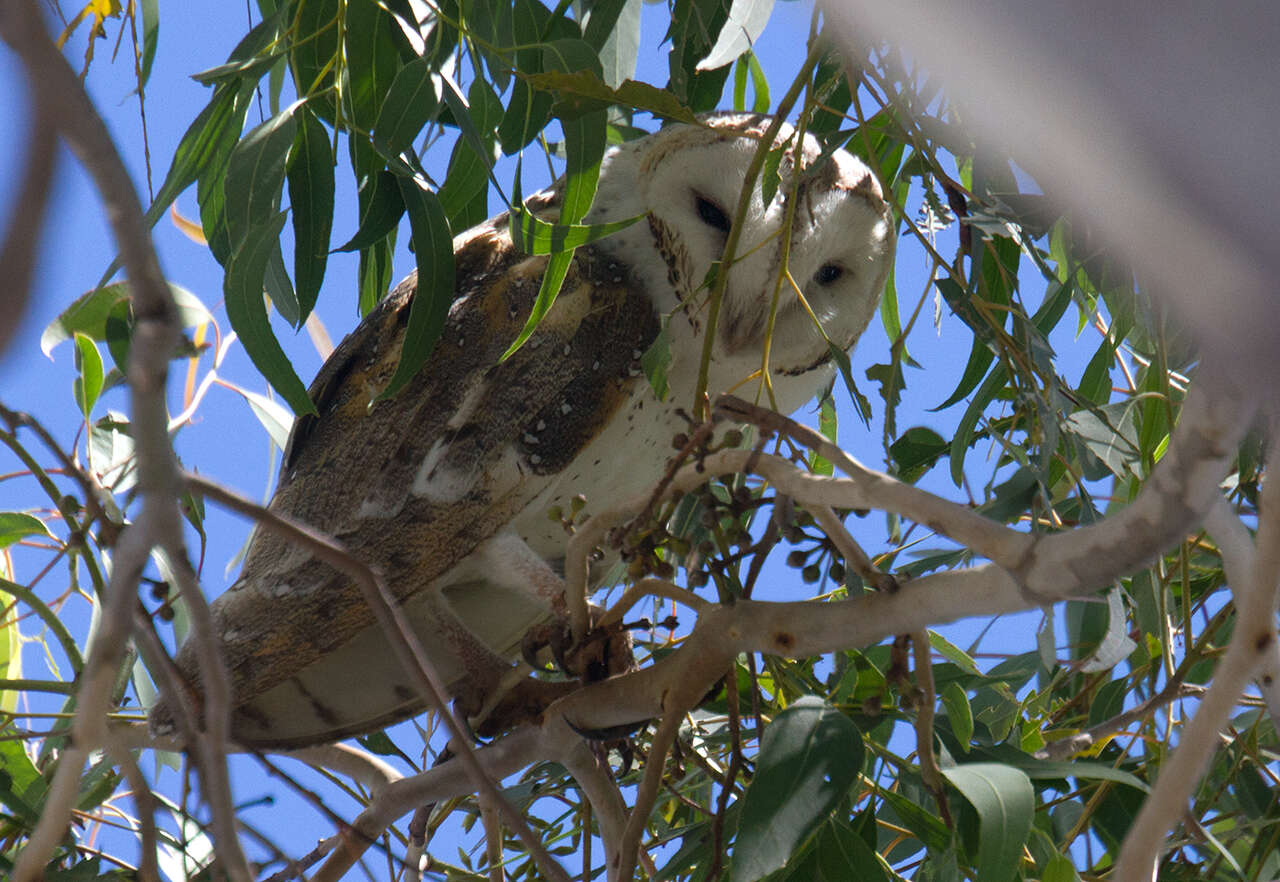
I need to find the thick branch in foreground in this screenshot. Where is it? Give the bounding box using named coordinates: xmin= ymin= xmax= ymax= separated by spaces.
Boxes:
xmin=0 ymin=3 xmax=250 ymax=879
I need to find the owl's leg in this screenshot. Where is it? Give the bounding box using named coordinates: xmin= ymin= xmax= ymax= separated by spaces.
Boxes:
xmin=466 ymin=531 xmax=568 ymax=610
xmin=427 ymin=532 xmax=568 ymax=727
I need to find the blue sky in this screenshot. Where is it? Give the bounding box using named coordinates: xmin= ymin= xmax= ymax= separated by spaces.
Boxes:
xmin=0 ymin=1 xmax=1103 ymax=875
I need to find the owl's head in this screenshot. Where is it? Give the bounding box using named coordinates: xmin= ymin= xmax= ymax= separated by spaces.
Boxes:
xmin=586 ymin=113 xmax=894 ymax=404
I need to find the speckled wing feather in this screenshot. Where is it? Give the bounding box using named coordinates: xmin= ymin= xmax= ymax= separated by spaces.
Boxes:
xmin=161 ymin=188 xmax=661 ymax=744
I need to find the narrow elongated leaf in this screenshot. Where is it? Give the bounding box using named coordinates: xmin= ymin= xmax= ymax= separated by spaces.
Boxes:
xmin=223 ymin=100 xmax=302 ymax=253
xmin=943 ymin=763 xmax=1034 ymax=882
xmin=139 ymin=0 xmax=159 ymax=85
xmin=942 ymin=682 xmax=974 ymax=748
xmin=509 ymin=206 xmax=642 ymax=255
xmin=949 ymin=363 xmax=1006 ymax=486
xmin=143 ymin=81 xmax=253 ymax=229
xmin=641 ymin=322 xmax=672 ymax=401
xmin=501 ymin=44 xmax=607 ymax=361
xmin=497 ymin=0 xmax=558 ymax=153
xmin=730 ymin=697 xmax=864 ymax=881
xmin=373 ymin=56 xmax=438 ymax=155
xmin=0 ymin=607 xmax=20 ymax=713
xmin=336 ymin=169 xmax=406 ymax=252
xmin=439 ymin=72 xmax=506 ymax=200
xmin=377 ymin=179 xmax=455 ymax=399
xmin=286 ymin=107 xmax=334 ymax=319
xmin=808 ymin=389 xmax=837 ymax=476
xmin=0 ymin=739 xmax=41 ymax=823
xmin=224 ymin=211 xmax=315 ymax=414
xmin=191 ymin=9 xmax=284 ymax=84
xmin=344 ymin=0 xmax=404 ymax=131
xmin=520 ymin=70 xmax=700 ymax=124
xmin=697 ymin=0 xmax=775 ymax=71
xmin=289 ymin=0 xmax=340 ymax=121
xmin=667 ymin=0 xmax=734 ymax=110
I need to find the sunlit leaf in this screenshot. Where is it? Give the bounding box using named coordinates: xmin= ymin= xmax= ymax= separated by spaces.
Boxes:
xmin=696 ymin=0 xmax=775 ymax=71
xmin=287 ymin=107 xmax=334 ymax=321
xmin=0 ymin=512 xmax=53 ymax=549
xmin=72 ymin=333 xmax=104 ymax=418
xmin=509 ymin=205 xmax=642 ymax=255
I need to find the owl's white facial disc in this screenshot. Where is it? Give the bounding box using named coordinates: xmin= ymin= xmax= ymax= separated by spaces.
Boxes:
xmin=586 ymin=114 xmax=894 ymax=397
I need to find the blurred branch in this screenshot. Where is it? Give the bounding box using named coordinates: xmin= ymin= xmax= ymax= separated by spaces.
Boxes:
xmin=0 ymin=1 xmax=251 ymax=879
xmin=1117 ymin=453 xmax=1280 ymax=878
xmin=0 ymin=66 xmax=57 ymax=357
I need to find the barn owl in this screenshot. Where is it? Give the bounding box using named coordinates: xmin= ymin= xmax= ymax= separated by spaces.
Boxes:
xmin=151 ymin=113 xmax=893 ymax=747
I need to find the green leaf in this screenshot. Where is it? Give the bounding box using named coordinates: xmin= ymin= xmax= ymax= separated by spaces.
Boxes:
xmin=809 ymin=817 xmax=893 ymax=882
xmin=949 ymin=364 xmax=1006 ymax=487
xmin=72 ymin=333 xmax=104 ymax=418
xmin=1041 ymin=853 xmax=1080 ymax=882
xmin=143 ymin=80 xmax=254 ymax=231
xmin=888 ymin=426 xmax=948 ymax=483
xmin=0 ymin=606 xmax=20 ymax=713
xmin=289 ymin=0 xmax=340 ymax=121
xmin=41 ymin=283 xmax=212 ymax=357
xmin=501 ymin=47 xmax=607 ymax=361
xmin=139 ymin=0 xmax=159 ymax=85
xmin=929 ymin=630 xmax=980 ymax=675
xmin=519 ymin=70 xmax=700 ymax=124
xmin=730 ymin=697 xmax=864 ymax=881
xmin=439 ymin=76 xmax=504 ymax=228
xmin=223 ymin=100 xmax=301 ymax=255
xmin=377 ymin=179 xmax=455 ymax=400
xmin=641 ymin=322 xmax=672 ymax=402
xmin=879 ymin=784 xmax=952 ymax=853
xmin=942 ymin=763 xmax=1034 ymax=882
xmin=743 ymin=50 xmax=770 ymax=111
xmin=808 ymin=389 xmax=837 ymax=476
xmin=336 ymin=169 xmax=406 ymax=252
xmin=933 ymin=335 xmax=996 ymax=411
xmin=1066 ymin=401 xmax=1142 ymax=480
xmin=342 ymin=0 xmax=404 ymax=131
xmin=287 ymin=107 xmax=334 ymax=321
xmin=667 ymin=0 xmax=734 ymax=110
xmin=696 ymin=0 xmax=775 ymax=71
xmin=509 ymin=205 xmax=642 ymax=255
xmin=760 ymin=143 xmax=786 ymax=207
xmin=373 ymin=56 xmax=439 ymax=156
xmin=0 ymin=738 xmax=42 ymax=823
xmin=497 ymin=0 xmax=559 ymax=153
xmin=941 ymin=681 xmax=974 ymax=748
xmin=191 ymin=10 xmax=284 ymax=85
xmin=224 ymin=210 xmax=315 ymax=415
xmin=0 ymin=512 xmax=52 ymax=550
xmin=831 ymin=344 xmax=871 ymax=426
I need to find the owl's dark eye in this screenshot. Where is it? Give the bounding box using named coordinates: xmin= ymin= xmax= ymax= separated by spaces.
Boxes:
xmin=694 ymin=195 xmax=731 ymax=233
xmin=814 ymin=263 xmax=844 ymax=286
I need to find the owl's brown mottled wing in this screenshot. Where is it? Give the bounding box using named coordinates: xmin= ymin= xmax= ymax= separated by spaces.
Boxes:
xmin=158 ymin=193 xmax=661 ymax=745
